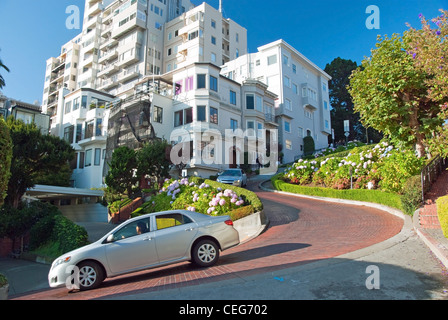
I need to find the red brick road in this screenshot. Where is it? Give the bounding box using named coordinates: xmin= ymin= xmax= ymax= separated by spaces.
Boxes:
xmin=13 ymin=180 xmax=403 ymax=300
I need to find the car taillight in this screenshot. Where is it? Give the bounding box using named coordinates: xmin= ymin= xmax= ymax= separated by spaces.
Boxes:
xmin=225 ymin=219 xmax=233 ymax=226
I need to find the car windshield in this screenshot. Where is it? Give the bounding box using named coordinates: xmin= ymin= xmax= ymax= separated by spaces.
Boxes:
xmin=221 ymin=170 xmax=241 ymax=176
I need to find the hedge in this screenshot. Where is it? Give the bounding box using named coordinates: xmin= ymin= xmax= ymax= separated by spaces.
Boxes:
xmin=271 ymin=174 xmax=403 ymax=211
xmin=436 ymin=196 xmax=448 ymax=238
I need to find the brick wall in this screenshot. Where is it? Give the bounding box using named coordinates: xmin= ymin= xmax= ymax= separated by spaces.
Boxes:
xmin=109 ymin=198 xmax=143 ymax=224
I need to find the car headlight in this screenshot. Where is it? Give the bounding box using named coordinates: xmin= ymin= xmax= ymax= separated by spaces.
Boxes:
xmin=52 ymin=256 xmax=71 ymax=269
xmin=217 ymin=178 xmax=221 ymax=182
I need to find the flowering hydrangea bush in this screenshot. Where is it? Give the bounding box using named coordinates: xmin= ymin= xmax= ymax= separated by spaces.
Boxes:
xmin=140 ymin=177 xmax=246 ymax=216
xmin=282 ymin=141 xmax=425 ymax=194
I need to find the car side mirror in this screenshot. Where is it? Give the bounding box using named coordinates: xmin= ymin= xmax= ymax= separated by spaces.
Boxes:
xmin=106 ymin=234 xmax=115 ymax=243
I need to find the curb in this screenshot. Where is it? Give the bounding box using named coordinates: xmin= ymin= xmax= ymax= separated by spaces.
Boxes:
xmin=233 ymin=210 xmax=269 ymax=245
xmin=413 ymin=209 xmax=448 ymax=269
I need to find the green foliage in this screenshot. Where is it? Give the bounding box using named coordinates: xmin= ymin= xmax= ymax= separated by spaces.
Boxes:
xmin=0 ymin=118 xmax=12 ymax=206
xmin=303 ymin=136 xmax=315 ymax=156
xmin=137 ymin=139 xmax=171 ymax=189
xmin=283 ymin=141 xmax=425 ymax=194
xmin=348 ymin=33 xmax=442 ymax=158
xmin=272 ymin=174 xmax=403 ymax=211
xmin=131 ymin=177 xmax=262 ymax=221
xmin=400 ymin=175 xmax=423 ymax=215
xmin=105 ymin=146 xmax=139 ymax=198
xmin=51 ymin=214 xmax=89 ymax=254
xmin=5 ymin=116 xmax=75 ymax=208
xmin=0 ymin=274 xmax=7 ymax=287
xmin=436 ymin=195 xmax=448 ymax=239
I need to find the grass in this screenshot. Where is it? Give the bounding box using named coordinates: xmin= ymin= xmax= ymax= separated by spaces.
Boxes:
xmin=29 ymin=241 xmax=64 ymax=261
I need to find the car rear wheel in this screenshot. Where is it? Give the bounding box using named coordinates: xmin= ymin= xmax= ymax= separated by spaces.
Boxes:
xmin=192 ymin=239 xmax=220 ymax=267
xmin=77 ymin=261 xmax=104 ymax=291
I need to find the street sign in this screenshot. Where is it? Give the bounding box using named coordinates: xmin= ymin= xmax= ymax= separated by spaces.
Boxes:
xmin=344 ymin=120 xmax=350 ymax=133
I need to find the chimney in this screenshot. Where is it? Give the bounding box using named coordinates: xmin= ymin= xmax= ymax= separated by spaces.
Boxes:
xmin=219 ymin=0 xmax=222 ymax=12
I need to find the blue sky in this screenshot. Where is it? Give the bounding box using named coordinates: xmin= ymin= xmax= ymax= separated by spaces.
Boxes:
xmin=0 ymin=0 xmax=447 ymax=104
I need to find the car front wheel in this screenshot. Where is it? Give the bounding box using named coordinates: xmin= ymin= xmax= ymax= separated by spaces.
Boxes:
xmin=77 ymin=261 xmax=104 ymax=291
xmin=192 ymin=239 xmax=220 ymax=267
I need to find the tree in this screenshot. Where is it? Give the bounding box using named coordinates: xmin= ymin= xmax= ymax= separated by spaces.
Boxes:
xmin=0 ymin=118 xmax=12 ymax=206
xmin=0 ymin=53 xmax=9 ymax=89
xmin=105 ymin=146 xmax=139 ymax=198
xmin=348 ymin=33 xmax=444 ymax=158
xmin=137 ymin=139 xmax=172 ymax=190
xmin=407 ymin=10 xmax=448 ymax=157
xmin=5 ymin=116 xmax=75 ymax=208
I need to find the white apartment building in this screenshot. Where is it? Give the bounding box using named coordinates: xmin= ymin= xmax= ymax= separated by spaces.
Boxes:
xmin=222 ymin=40 xmax=332 ymax=164
xmin=41 ymin=0 xmax=330 ymax=190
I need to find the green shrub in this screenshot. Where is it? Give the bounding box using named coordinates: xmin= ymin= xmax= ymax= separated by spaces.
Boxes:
xmin=51 ymin=215 xmax=89 ymax=254
xmin=228 ymin=205 xmax=255 ymax=221
xmin=272 ymin=174 xmax=403 ymax=211
xmin=436 ymin=196 xmax=448 ymax=239
xmin=0 ymin=274 xmax=7 ymax=287
xmin=400 ymin=175 xmax=423 ymax=215
xmin=303 ymin=136 xmax=315 ymax=156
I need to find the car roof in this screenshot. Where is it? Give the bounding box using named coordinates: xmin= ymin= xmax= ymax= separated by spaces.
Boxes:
xmin=126 ymin=209 xmax=210 ymax=223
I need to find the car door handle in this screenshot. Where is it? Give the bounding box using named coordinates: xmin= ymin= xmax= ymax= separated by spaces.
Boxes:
xmin=143 ymin=237 xmax=152 ymax=241
xmin=185 ymin=227 xmax=195 ymax=232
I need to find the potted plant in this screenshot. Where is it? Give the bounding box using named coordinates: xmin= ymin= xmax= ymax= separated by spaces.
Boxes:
xmin=0 ymin=273 xmax=8 ymax=300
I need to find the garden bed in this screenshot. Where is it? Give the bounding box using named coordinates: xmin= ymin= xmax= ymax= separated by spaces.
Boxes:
xmin=131 ymin=177 xmax=263 ymax=222
xmin=275 ymin=141 xmax=428 ymax=215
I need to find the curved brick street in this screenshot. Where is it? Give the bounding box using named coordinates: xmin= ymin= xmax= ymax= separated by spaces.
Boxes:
xmin=13 ymin=179 xmax=404 ymax=300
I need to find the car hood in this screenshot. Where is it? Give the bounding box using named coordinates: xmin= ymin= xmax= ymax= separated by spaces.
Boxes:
xmin=219 ymin=174 xmax=242 ymax=180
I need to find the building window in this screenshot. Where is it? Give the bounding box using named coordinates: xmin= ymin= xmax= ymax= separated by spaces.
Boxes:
xmin=230 ymin=90 xmax=237 ymax=105
xmin=210 ymin=107 xmax=218 ymax=124
xmin=324 ymin=101 xmax=328 ymax=110
xmin=65 ymin=101 xmax=72 ymax=114
xmin=79 ymin=152 xmax=85 ymax=169
xmin=284 ymin=76 xmax=291 ymax=88
xmin=174 ymin=110 xmax=183 ymax=127
xmin=292 ymin=64 xmax=297 ymax=73
xmin=211 ymin=52 xmax=216 ymax=63
xmin=175 ymin=80 xmax=183 ymax=95
xmin=94 ymin=148 xmax=101 ymax=166
xmin=81 ymin=95 xmax=88 ymax=109
xmin=211 ymin=36 xmax=216 ymax=45
xmin=211 ymin=19 xmax=216 ymax=28
xmin=285 ymin=98 xmax=292 ymax=111
xmin=95 ymin=118 xmax=102 ymax=136
xmin=246 ymin=94 xmax=255 ymax=109
xmin=76 ymin=124 xmax=82 ymax=142
xmin=185 ymin=76 xmax=193 ymax=91
xmin=325 ymin=120 xmax=330 ymax=129
xmin=154 ymin=106 xmax=163 ymax=123
xmin=63 ymin=126 xmax=74 ymax=144
xmin=285 ymin=121 xmax=291 ymax=133
xmin=209 ymin=75 xmax=218 ymax=92
xmin=298 ymin=127 xmax=304 ymax=138
xmin=282 ymin=54 xmax=289 ymax=66
xmin=73 ymin=97 xmax=80 ymax=111
xmin=267 ymin=55 xmax=277 ymax=65
xmin=85 ymin=149 xmax=92 ymax=167
xmin=246 ymin=120 xmax=255 ymax=135
xmin=197 ymin=74 xmax=206 ymax=89
xmin=85 ymin=120 xmax=94 ymax=139
xmin=197 ymin=105 xmax=206 ymax=121
xmin=185 ymin=108 xmax=193 ymax=124
xmin=285 ymin=140 xmax=292 ymax=150
xmin=230 ymin=119 xmax=238 ymax=130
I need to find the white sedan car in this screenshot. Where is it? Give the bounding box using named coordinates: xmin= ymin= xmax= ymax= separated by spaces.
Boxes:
xmin=48 ymin=210 xmax=239 ymax=291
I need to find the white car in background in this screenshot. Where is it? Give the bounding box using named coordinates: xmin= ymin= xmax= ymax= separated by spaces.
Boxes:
xmin=48 ymin=210 xmax=239 ymax=291
xmin=216 ymin=169 xmax=247 ymax=187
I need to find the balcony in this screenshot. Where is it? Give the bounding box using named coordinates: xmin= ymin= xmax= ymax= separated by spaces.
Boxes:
xmin=111 ymin=15 xmax=146 ymax=40
xmin=118 ymin=66 xmax=140 ymax=82
xmin=98 ymin=77 xmax=119 ymax=90
xmin=97 ymin=63 xmax=120 ymax=77
xmin=116 ymin=47 xmax=140 ymax=68
xmin=98 ymin=49 xmax=118 ymax=64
